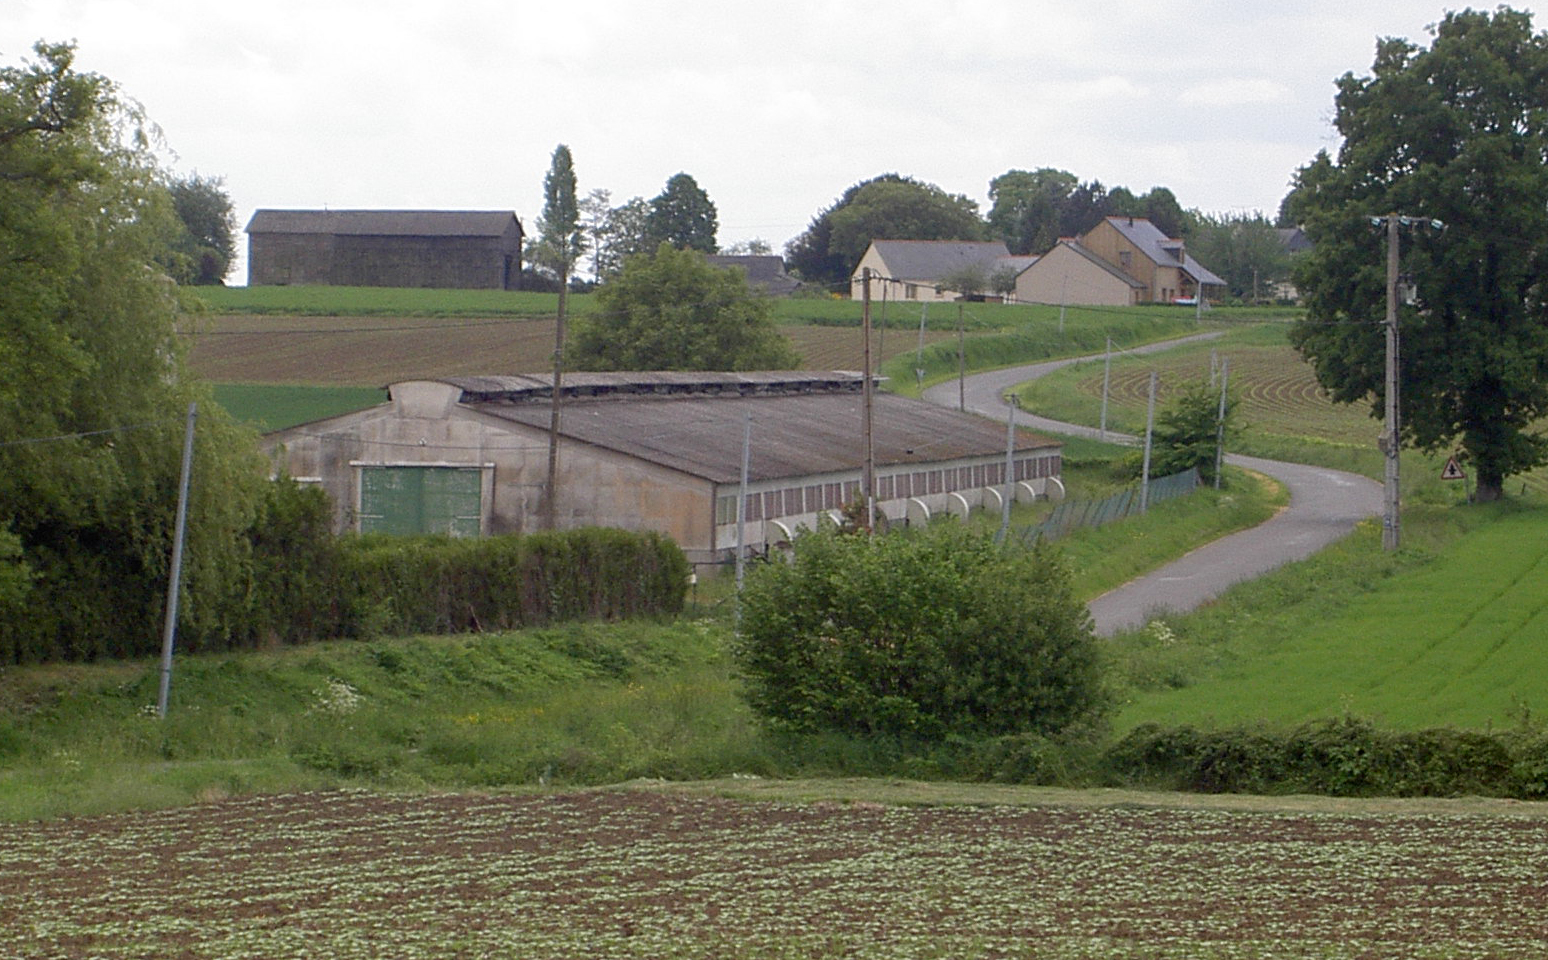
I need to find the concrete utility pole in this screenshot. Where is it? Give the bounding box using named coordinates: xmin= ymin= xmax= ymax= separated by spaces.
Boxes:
xmin=1140 ymin=371 xmax=1157 ymax=513
xmin=157 ymin=402 xmax=197 ymax=719
xmin=1382 ymin=213 xmax=1402 ymax=552
xmin=861 ymin=268 xmax=876 ymax=531
xmin=1373 ymin=212 xmax=1444 ymax=552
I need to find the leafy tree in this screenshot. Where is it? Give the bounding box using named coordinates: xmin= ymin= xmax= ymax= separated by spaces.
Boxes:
xmin=1186 ymin=213 xmax=1291 ymax=301
xmin=645 ymin=172 xmax=718 ymax=252
xmin=1148 ymin=378 xmax=1241 ymax=486
xmin=166 ymin=172 xmax=235 ymax=285
xmin=532 ymin=144 xmax=584 ymax=530
xmin=784 ymin=173 xmax=912 ymax=288
xmin=736 ymin=525 xmax=1105 ymax=740
xmin=0 ymin=42 xmax=268 ymax=661
xmin=720 ymin=238 xmax=773 ymax=255
xmin=581 ymin=192 xmax=651 ymax=280
xmin=827 ymin=178 xmax=986 ymax=274
xmin=571 ymin=243 xmax=799 ymax=371
xmin=1287 ymin=7 xmax=1548 ymax=501
xmin=987 ymin=168 xmax=1081 ymax=255
xmin=939 ymin=263 xmax=988 ymax=300
xmin=1111 ymin=185 xmax=1188 ymax=239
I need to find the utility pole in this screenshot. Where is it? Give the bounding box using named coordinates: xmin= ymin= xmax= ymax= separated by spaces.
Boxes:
xmin=1214 ymin=357 xmax=1230 ymax=490
xmin=957 ymin=302 xmax=966 ymax=412
xmin=861 ymin=268 xmax=876 ymax=531
xmin=1100 ymin=337 xmax=1112 ymax=442
xmin=1373 ymin=212 xmax=1443 ymax=551
xmin=1140 ymin=371 xmax=1157 ymax=513
xmin=156 ymin=402 xmax=197 ymax=719
xmin=1381 ymin=213 xmax=1402 ymax=551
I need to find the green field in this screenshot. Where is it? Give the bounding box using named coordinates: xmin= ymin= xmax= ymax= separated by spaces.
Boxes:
xmin=1115 ymin=505 xmax=1548 ymax=732
xmin=211 ymin=383 xmax=385 ymax=431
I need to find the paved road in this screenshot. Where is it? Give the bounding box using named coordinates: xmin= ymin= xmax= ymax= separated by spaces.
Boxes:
xmin=921 ymin=337 xmax=1382 ymax=636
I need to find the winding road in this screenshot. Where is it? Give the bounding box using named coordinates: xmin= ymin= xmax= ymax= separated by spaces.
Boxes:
xmin=921 ymin=336 xmax=1382 ymax=636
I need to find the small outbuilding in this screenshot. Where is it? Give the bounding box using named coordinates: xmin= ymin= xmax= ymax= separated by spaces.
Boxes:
xmin=246 ymin=209 xmax=525 ymax=289
xmin=263 ymin=372 xmax=1064 ymax=564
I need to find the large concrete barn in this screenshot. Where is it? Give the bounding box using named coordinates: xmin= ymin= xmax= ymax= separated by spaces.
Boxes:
xmin=245 ymin=210 xmax=525 ymax=289
xmin=263 ymin=372 xmax=1064 ymax=564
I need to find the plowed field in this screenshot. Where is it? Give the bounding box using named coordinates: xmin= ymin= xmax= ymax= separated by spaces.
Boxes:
xmin=184 ymin=316 xmax=949 ymax=386
xmin=7 ymin=789 xmax=1547 ymax=959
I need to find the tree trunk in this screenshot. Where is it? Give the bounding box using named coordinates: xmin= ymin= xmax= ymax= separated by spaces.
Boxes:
xmin=1476 ymin=470 xmax=1504 ymax=502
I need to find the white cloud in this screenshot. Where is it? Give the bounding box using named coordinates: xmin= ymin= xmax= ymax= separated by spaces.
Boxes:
xmin=1179 ymin=79 xmax=1295 ymax=107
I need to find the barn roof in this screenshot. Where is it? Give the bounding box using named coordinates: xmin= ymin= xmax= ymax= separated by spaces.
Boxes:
xmin=410 ymin=372 xmax=1058 ymax=485
xmin=864 ymin=240 xmax=1015 ymax=282
xmin=246 ymin=210 xmax=524 ymax=238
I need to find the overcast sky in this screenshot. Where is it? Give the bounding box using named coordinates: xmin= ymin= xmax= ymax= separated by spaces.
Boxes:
xmin=7 ymin=1 xmax=1489 ymax=282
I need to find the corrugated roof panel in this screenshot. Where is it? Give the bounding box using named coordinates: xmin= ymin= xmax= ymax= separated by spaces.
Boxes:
xmin=468 ymin=391 xmax=1058 ymax=485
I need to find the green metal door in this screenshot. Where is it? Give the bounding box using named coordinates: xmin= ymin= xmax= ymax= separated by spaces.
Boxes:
xmin=359 ymin=466 xmax=482 ymax=536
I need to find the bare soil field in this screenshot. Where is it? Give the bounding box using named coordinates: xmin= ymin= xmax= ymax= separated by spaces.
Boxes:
xmin=6 ymin=788 xmax=1547 ymax=958
xmin=183 ymin=316 xmax=950 ymax=386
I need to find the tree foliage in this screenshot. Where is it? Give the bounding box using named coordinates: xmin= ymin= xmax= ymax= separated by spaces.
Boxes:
xmin=784 ymin=174 xmax=985 ymax=288
xmin=0 ymin=42 xmax=268 ymax=660
xmin=165 ymin=172 xmax=235 ymax=285
xmin=988 ymin=170 xmax=1189 ymax=256
xmin=1286 ymin=7 xmax=1548 ymax=500
xmin=827 ymin=178 xmax=986 ymax=274
xmin=645 ymin=172 xmax=718 ymax=253
xmin=1148 ymin=378 xmax=1241 ymax=485
xmin=531 ymin=143 xmax=584 ymax=280
xmin=1186 ymin=213 xmax=1291 ymax=301
xmin=571 ymin=243 xmax=799 ymax=371
xmin=736 ymin=525 xmax=1105 ymax=740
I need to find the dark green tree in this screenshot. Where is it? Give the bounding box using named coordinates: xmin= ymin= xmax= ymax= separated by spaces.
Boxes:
xmin=736 ymin=525 xmax=1104 ymax=740
xmin=1149 ymin=378 xmax=1241 ymax=486
xmin=784 ymin=173 xmax=913 ymax=288
xmin=571 ymin=243 xmax=799 ymax=371
xmin=166 ymin=172 xmax=235 ymax=284
xmin=0 ymin=42 xmax=268 ymax=661
xmin=1187 ymin=213 xmax=1291 ymax=301
xmin=1287 ymin=7 xmax=1548 ymax=501
xmin=987 ymin=168 xmax=1080 ymax=255
xmin=644 ymin=172 xmax=718 ymax=252
xmin=826 ymin=177 xmax=986 ymax=273
xmin=533 ymin=144 xmax=584 ymax=530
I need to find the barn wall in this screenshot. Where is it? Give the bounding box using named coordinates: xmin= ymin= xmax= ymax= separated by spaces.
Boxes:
xmin=248 ymin=228 xmax=522 ymax=289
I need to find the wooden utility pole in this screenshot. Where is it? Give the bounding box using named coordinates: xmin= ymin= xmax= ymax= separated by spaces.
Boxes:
xmin=544 ymin=272 xmax=567 ymax=531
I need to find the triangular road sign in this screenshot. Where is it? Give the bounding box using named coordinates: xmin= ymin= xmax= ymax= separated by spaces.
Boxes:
xmin=1441 ymin=456 xmax=1466 ymax=481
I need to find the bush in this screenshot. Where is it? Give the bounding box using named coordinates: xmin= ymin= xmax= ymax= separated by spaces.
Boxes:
xmin=735 ymin=525 xmax=1105 ymax=741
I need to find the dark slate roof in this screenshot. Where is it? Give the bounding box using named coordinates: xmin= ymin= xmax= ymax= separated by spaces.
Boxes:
xmin=246 ymin=209 xmax=523 ymax=238
xmin=1277 ymin=227 xmax=1313 ymax=253
xmin=411 ymin=372 xmax=1058 ymax=485
xmin=706 ymin=255 xmax=803 ymax=296
xmin=1099 ymin=217 xmax=1226 ymax=287
xmin=864 ymin=240 xmax=1013 ymax=281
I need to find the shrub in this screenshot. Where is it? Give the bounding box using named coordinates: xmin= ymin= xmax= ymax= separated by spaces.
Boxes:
xmin=735 ymin=525 xmax=1105 ymax=741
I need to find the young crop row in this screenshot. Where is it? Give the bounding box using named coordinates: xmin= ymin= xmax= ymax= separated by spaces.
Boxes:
xmin=6 ymin=788 xmax=1547 ymax=959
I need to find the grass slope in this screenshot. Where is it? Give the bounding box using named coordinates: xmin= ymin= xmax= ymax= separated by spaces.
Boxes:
xmin=1112 ymin=503 xmax=1548 ymax=732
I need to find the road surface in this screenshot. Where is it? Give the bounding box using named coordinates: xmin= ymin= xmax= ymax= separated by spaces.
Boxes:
xmin=921 ymin=337 xmax=1382 ymax=635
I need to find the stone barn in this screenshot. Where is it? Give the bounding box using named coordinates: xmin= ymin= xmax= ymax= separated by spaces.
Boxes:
xmin=262 ymin=372 xmax=1065 ymax=565
xmin=246 ymin=210 xmax=524 ymax=289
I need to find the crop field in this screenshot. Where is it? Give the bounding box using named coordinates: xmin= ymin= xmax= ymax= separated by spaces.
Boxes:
xmin=182 ymin=314 xmax=953 ymax=387
xmin=7 ymin=788 xmax=1547 ymax=959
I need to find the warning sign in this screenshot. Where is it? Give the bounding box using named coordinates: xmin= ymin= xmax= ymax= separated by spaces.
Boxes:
xmin=1441 ymin=457 xmax=1466 ymax=481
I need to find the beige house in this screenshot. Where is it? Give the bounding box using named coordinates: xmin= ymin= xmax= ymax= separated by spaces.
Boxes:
xmin=1014 ymin=239 xmax=1148 ymax=307
xmin=263 ymin=372 xmax=1064 ymax=565
xmin=1075 ymin=217 xmax=1225 ymax=304
xmin=850 ymin=240 xmax=1035 ymax=302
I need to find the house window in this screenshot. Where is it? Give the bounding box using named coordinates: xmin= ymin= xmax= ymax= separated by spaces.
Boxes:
xmin=905 ymin=283 xmax=919 ymax=300
xmin=1119 ymin=251 xmax=1133 ymax=271
xmin=357 ymin=465 xmax=484 ymax=537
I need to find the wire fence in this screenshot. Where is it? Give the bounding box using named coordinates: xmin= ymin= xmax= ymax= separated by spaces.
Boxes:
xmin=1010 ymin=468 xmax=1201 ymax=547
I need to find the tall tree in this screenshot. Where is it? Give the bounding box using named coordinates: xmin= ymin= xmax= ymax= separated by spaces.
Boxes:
xmin=1288 ymin=7 xmax=1548 ymax=501
xmin=987 ymin=168 xmax=1080 ymax=255
xmin=825 ymin=177 xmax=986 ymax=272
xmin=572 ymin=243 xmax=799 ymax=372
xmin=1187 ymin=213 xmax=1291 ymax=301
xmin=0 ymin=42 xmax=266 ymax=659
xmin=645 ymin=172 xmax=717 ymax=252
xmin=532 ymin=144 xmax=584 ymax=530
xmin=166 ymin=172 xmax=235 ymax=285
xmin=784 ymin=173 xmax=913 ymax=288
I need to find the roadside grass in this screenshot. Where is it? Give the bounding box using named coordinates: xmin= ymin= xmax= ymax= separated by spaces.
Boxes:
xmin=1106 ymin=498 xmax=1548 ymax=733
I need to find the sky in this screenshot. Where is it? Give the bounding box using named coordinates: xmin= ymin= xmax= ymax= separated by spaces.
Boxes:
xmin=5 ymin=0 xmax=1494 ymax=283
